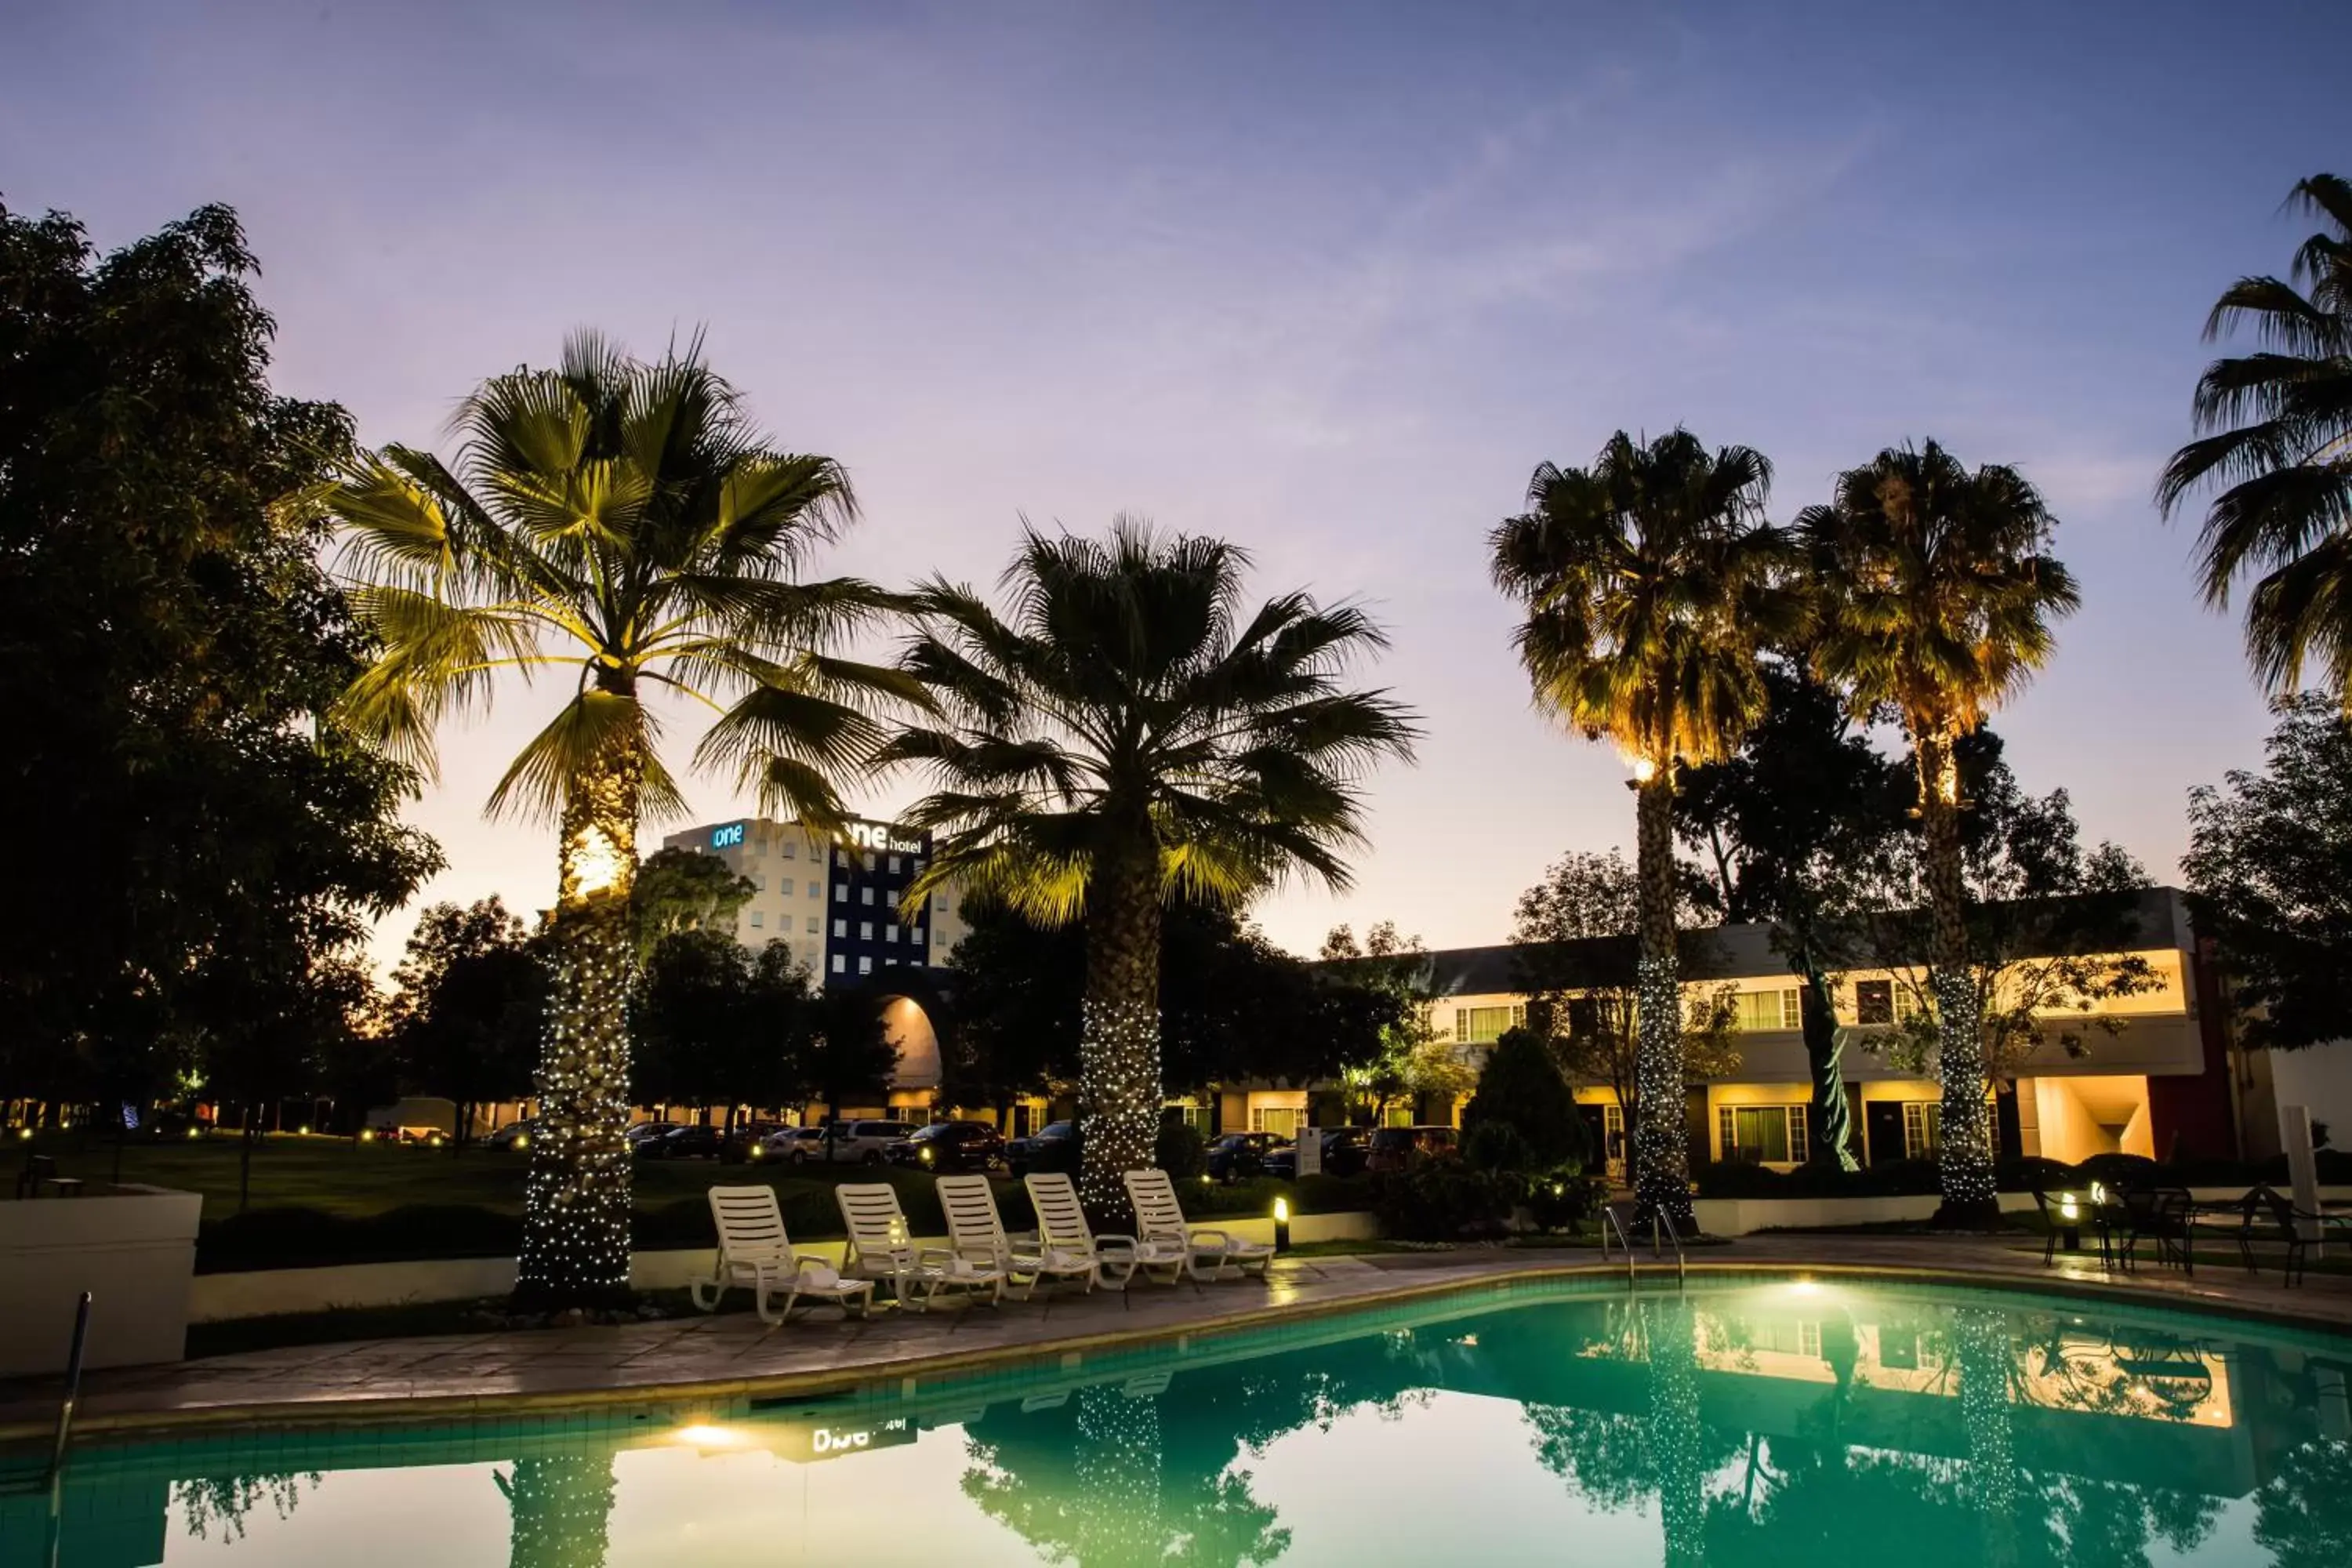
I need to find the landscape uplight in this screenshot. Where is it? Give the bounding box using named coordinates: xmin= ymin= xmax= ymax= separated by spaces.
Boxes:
xmin=1272 ymin=1196 xmax=1290 ymax=1253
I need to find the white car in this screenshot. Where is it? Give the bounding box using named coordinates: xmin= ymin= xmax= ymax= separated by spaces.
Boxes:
xmin=759 ymin=1120 xmax=913 ymax=1166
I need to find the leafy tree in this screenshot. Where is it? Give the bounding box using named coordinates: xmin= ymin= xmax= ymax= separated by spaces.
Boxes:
xmin=1509 ymin=848 xmax=1740 ymax=1158
xmin=307 ymin=333 xmax=910 ymax=1305
xmin=1844 ymin=736 xmax=2157 ymax=1088
xmin=1490 ymin=430 xmax=1797 ymax=1224
xmin=193 ymin=948 xmax=377 ymax=1210
xmin=2158 ymin=174 xmax=2352 ymax=702
xmin=2184 ymin=695 xmax=2352 ymax=1051
xmin=632 ymin=930 xmax=810 ymax=1132
xmin=631 ymin=846 xmax=755 ymax=958
xmin=1798 ymin=441 xmax=2079 ymax=1224
xmin=1318 ymin=920 xmax=1469 ymax=1124
xmin=883 ymin=522 xmax=1414 ymax=1210
xmin=387 ymin=898 xmax=545 ymax=1147
xmin=1675 ymin=660 xmax=1911 ymax=1167
xmin=805 ymin=977 xmax=901 ymax=1127
xmin=1461 ymin=1026 xmax=1590 ymax=1172
xmin=0 ymin=201 xmax=439 ymax=1125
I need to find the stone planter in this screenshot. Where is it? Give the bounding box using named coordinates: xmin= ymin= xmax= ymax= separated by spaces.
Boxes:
xmin=0 ymin=1185 xmax=201 ymax=1376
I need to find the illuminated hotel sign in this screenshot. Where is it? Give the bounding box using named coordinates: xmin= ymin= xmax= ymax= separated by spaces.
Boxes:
xmin=710 ymin=822 xmax=746 ymax=849
xmin=848 ymin=821 xmax=924 ymax=854
xmin=775 ymin=1417 xmax=915 ymax=1463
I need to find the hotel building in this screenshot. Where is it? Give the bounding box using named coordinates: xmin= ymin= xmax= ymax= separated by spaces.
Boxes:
xmin=1259 ymin=885 xmax=2257 ymax=1171
xmin=658 ymin=815 xmax=970 ymax=988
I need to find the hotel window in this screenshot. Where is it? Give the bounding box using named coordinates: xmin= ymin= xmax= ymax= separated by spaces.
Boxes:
xmin=910 ymin=858 xmax=925 ymax=877
xmin=859 ymin=921 xmax=873 ymax=940
xmin=805 ymin=916 xmax=819 ymax=934
xmin=1854 ymin=978 xmax=1894 ymax=1025
xmin=1250 ymin=1105 xmax=1302 ymax=1139
xmin=888 ymin=855 xmax=902 ymax=873
xmin=861 ymin=887 xmax=875 ymax=906
xmin=834 ymin=884 xmax=847 ymax=902
xmin=1902 ymin=1102 xmax=1942 ymax=1160
xmin=863 ymin=854 xmax=877 ymax=872
xmin=1717 ymin=1104 xmax=1809 ymax=1164
xmin=806 ymin=880 xmax=821 ymax=898
xmin=858 ymin=956 xmax=873 ymax=975
xmin=1603 ymin=1103 xmax=1625 ymax=1162
xmin=833 ymin=919 xmax=847 ymax=938
xmin=938 ymin=897 xmax=953 ymax=916
xmin=750 ymin=910 xmax=764 ymax=928
xmin=781 ymin=841 xmax=797 ymax=859
xmin=831 ymin=954 xmax=845 ymax=975
xmin=1735 ymin=989 xmax=1802 ymax=1032
xmin=1453 ymin=1004 xmax=1526 ymax=1044
xmin=886 ymin=925 xmax=899 ymax=943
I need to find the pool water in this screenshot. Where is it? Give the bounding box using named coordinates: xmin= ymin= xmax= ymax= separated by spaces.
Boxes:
xmin=5 ymin=1275 xmax=2350 ymax=1566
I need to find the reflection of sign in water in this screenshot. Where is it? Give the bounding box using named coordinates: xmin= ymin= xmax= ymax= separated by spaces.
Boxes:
xmin=711 ymin=822 xmax=746 ymax=849
xmin=772 ymin=1417 xmax=916 ymax=1463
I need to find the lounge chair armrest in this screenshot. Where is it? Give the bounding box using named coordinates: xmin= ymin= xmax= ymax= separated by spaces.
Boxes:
xmin=1185 ymin=1227 xmax=1233 ymax=1249
xmin=1093 ymin=1234 xmax=1142 ymax=1258
xmin=793 ymin=1253 xmax=838 ymax=1274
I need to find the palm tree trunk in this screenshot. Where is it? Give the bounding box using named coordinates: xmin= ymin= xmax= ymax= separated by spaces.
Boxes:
xmin=1080 ymin=837 xmax=1161 ymax=1221
xmin=501 ymin=1454 xmax=617 ymax=1568
xmin=514 ymin=734 xmax=642 ymax=1308
xmin=1632 ymin=773 xmax=1693 ymax=1225
xmin=1918 ymin=731 xmax=1996 ymax=1225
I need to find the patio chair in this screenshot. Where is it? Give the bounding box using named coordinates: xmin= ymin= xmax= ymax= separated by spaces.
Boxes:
xmin=1023 ymin=1171 xmax=1164 ymax=1288
xmin=691 ymin=1185 xmax=873 ymax=1325
xmin=833 ymin=1181 xmax=1005 ymax=1310
xmin=937 ymin=1173 xmax=1098 ymax=1298
xmin=2116 ymin=1185 xmax=2195 ymax=1276
xmin=2231 ymin=1185 xmax=2349 ymax=1287
xmin=1124 ymin=1167 xmax=1275 ymax=1282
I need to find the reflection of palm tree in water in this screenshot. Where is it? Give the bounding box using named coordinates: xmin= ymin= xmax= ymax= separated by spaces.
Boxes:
xmin=498 ymin=1455 xmax=617 ymax=1568
xmin=1951 ymin=1306 xmax=2018 ymax=1568
xmin=1646 ymin=1298 xmax=1708 ymax=1568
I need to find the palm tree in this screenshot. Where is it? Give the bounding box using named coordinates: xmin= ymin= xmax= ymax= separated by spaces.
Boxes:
xmin=1795 ymin=441 xmax=2078 ymax=1226
xmin=308 ymin=333 xmax=913 ymax=1305
xmin=1490 ymin=430 xmax=1795 ymax=1225
xmin=2159 ymin=174 xmax=2352 ymax=699
xmin=879 ymin=521 xmax=1415 ymax=1210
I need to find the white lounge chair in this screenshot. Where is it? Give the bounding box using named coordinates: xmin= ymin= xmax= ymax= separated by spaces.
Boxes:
xmin=691 ymin=1185 xmax=874 ymax=1324
xmin=834 ymin=1181 xmax=1004 ymax=1310
xmin=1025 ymin=1171 xmax=1179 ymax=1287
xmin=1124 ymin=1167 xmax=1276 ymax=1282
xmin=938 ymin=1174 xmax=1099 ymax=1298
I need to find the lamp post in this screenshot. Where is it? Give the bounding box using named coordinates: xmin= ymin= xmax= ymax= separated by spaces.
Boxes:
xmin=1272 ymin=1196 xmax=1290 ymax=1254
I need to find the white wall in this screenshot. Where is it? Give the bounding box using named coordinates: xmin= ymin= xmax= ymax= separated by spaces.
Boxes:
xmin=2270 ymin=1040 xmax=2352 ymax=1152
xmin=1 ymin=1186 xmax=201 ymax=1374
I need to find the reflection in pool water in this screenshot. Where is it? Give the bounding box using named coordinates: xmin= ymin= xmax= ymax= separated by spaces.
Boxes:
xmin=5 ymin=1278 xmax=2349 ymax=1566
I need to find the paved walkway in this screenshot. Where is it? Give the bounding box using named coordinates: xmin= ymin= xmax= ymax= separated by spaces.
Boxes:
xmin=5 ymin=1235 xmax=2347 ymax=1441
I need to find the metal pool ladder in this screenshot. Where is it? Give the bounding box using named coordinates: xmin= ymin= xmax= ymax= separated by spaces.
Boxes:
xmin=1599 ymin=1203 xmax=1686 ymax=1291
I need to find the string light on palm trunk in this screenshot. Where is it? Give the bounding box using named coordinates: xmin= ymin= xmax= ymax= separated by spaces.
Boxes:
xmin=1933 ymin=966 xmax=1997 ymax=1213
xmin=1632 ymin=953 xmax=1693 ymax=1226
xmin=516 ymin=921 xmax=635 ymax=1303
xmin=1079 ymin=996 xmax=1161 ymax=1213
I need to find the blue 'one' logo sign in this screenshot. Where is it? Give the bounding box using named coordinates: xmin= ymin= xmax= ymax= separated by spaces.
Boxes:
xmin=711 ymin=822 xmax=746 ymax=849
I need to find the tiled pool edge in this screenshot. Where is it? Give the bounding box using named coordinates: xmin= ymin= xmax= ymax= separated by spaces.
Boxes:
xmin=7 ymin=1247 xmax=2350 ymax=1446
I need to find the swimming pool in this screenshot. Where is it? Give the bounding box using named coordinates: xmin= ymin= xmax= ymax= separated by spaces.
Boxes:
xmin=5 ymin=1274 xmax=2348 ymax=1566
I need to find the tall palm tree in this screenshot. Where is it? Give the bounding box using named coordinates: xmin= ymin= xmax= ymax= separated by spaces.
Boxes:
xmin=1490 ymin=430 xmax=1795 ymax=1225
xmin=1795 ymin=441 xmax=2078 ymax=1226
xmin=879 ymin=521 xmax=1415 ymax=1210
xmin=2158 ymin=174 xmax=2352 ymax=701
xmin=308 ymin=333 xmax=913 ymax=1305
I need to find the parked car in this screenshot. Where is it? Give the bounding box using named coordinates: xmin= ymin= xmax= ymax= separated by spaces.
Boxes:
xmin=625 ymin=1121 xmax=681 ymax=1149
xmin=482 ymin=1119 xmax=539 ymax=1152
xmin=1205 ymin=1131 xmax=1278 ymax=1182
xmin=1005 ymin=1120 xmax=1079 ymax=1177
xmin=637 ymin=1123 xmax=728 ymax=1160
xmin=757 ymin=1126 xmax=833 ymax=1165
xmin=826 ymin=1120 xmax=918 ymax=1166
xmin=1261 ymin=1127 xmax=1369 ymax=1180
xmin=885 ymin=1120 xmax=1006 ymax=1173
xmin=1366 ymin=1125 xmax=1458 ymax=1174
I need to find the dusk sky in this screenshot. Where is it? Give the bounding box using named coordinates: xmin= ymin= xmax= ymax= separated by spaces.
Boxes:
xmin=5 ymin=0 xmax=2346 ymax=968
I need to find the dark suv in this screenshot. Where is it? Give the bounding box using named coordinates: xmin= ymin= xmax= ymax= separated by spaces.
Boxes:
xmin=1005 ymin=1120 xmax=1079 ymax=1177
xmin=885 ymin=1120 xmax=1006 ymax=1173
xmin=637 ymin=1123 xmax=728 ymax=1160
xmin=1262 ymin=1128 xmax=1368 ymax=1180
xmin=1205 ymin=1131 xmax=1278 ymax=1182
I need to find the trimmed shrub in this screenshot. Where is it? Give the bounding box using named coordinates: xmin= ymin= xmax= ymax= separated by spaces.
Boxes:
xmin=1461 ymin=1027 xmax=1590 ymax=1173
xmin=1462 ymin=1120 xmax=1535 ymax=1174
xmin=1376 ymin=1167 xmax=1517 ymax=1241
xmin=1156 ymin=1116 xmax=1207 ymax=1178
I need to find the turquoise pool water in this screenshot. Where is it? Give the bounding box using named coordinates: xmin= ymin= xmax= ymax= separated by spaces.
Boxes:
xmin=5 ymin=1274 xmax=2350 ymax=1566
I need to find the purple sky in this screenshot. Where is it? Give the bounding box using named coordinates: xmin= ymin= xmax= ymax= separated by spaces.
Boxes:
xmin=6 ymin=0 xmax=2347 ymax=967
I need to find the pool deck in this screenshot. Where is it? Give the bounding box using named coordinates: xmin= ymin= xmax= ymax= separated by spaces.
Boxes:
xmin=5 ymin=1233 xmax=2349 ymax=1442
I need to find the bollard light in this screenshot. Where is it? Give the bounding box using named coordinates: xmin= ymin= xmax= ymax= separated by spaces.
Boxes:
xmin=1272 ymin=1196 xmax=1290 ymax=1254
